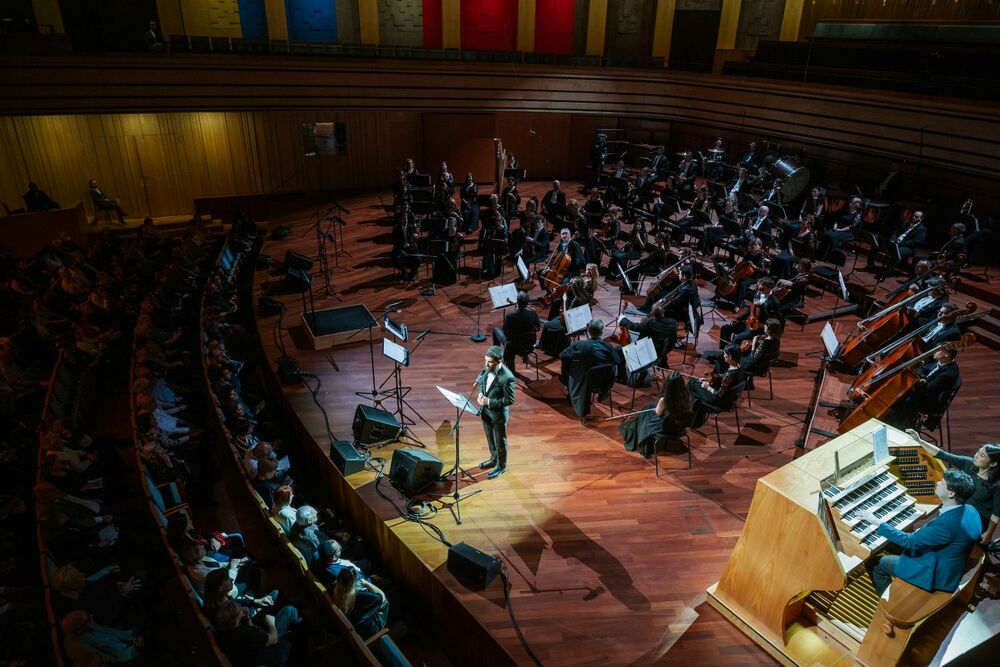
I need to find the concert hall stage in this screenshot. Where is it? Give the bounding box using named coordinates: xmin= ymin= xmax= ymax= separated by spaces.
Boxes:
xmin=251 ymin=183 xmax=1000 ymax=666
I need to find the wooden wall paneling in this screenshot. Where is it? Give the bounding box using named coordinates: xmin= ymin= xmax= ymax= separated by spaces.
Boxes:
xmin=604 ymin=0 xmax=657 ymax=57
xmin=382 ymin=112 xmax=422 ymax=181
xmin=421 ymin=113 xmax=496 ymax=184
xmin=568 ymin=114 xmax=620 ymax=178
xmin=0 ymin=119 xmax=27 ymax=211
xmin=495 ymin=112 xmax=571 ymax=180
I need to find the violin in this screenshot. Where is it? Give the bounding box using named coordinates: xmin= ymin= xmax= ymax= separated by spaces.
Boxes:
xmin=603 ymin=320 xmax=631 ymax=346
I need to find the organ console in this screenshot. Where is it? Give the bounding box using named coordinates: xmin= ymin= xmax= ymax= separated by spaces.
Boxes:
xmin=707 ymin=419 xmax=972 ymax=667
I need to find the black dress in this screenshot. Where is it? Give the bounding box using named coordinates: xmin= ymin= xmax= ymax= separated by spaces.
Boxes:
xmin=620 ymin=403 xmax=689 ymax=457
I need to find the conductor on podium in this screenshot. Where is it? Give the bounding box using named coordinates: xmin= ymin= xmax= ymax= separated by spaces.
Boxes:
xmin=476 ymin=346 xmax=516 ymax=480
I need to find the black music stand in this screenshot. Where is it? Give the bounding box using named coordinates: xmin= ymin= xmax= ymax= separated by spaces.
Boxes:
xmin=429 ymin=386 xmax=483 ymax=525
xmin=418 ymin=238 xmax=449 ymax=297
xmin=375 ymin=336 xmax=429 ymax=446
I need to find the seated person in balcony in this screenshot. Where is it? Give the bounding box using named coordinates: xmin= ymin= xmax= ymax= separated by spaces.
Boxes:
xmin=61 ymin=610 xmax=144 ymax=666
xmin=269 ymin=485 xmax=297 ymax=534
xmin=88 ymin=179 xmax=127 ymax=225
xmin=145 ymin=20 xmax=164 ymax=52
xmin=331 ymin=567 xmax=389 ymax=639
xmin=290 ymin=505 xmax=328 ymax=564
xmin=314 ymin=539 xmax=372 ymax=587
xmin=23 ymin=182 xmax=59 ymax=211
xmin=860 ymin=470 xmax=980 ymax=596
xmin=214 ymin=598 xmax=298 ymax=667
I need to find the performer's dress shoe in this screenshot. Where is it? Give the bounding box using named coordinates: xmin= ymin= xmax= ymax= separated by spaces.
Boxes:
xmin=479 ymin=458 xmax=497 ymax=470
xmin=487 ymin=466 xmax=507 ymax=480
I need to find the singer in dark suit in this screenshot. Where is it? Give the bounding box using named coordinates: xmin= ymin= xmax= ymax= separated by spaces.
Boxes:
xmin=476 ymin=346 xmax=517 ymax=479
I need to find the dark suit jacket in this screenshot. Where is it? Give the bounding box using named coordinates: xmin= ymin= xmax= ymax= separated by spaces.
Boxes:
xmin=913 ymin=295 xmax=949 ymax=325
xmin=891 ymin=222 xmax=927 ymax=250
xmin=923 ymin=322 xmax=961 ymax=347
xmin=917 ymin=361 xmax=960 ymax=400
xmin=477 ymin=365 xmax=516 ymax=423
xmin=876 ymin=503 xmax=979 ymax=592
xmin=663 ymin=281 xmax=701 ymax=325
xmin=503 ymin=307 xmax=541 ymax=354
xmin=553 ymin=239 xmax=585 ymax=271
xmin=542 ymin=189 xmax=566 ymax=214
xmin=623 ymin=316 xmax=677 ymax=359
xmin=650 ymin=154 xmax=670 ymax=175
xmin=560 ymin=339 xmax=618 ymax=417
xmin=741 ymin=293 xmax=782 ymax=325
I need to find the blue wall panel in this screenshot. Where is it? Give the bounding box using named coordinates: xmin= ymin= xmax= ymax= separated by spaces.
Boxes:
xmin=238 ymin=0 xmax=269 ymax=40
xmin=286 ymin=0 xmax=339 ymax=42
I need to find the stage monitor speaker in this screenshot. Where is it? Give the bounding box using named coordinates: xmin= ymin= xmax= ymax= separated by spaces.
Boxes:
xmin=389 ymin=448 xmax=442 ymax=494
xmin=284 ymin=250 xmax=314 ymax=272
xmin=329 ymin=440 xmax=365 ymax=476
xmin=271 ymin=224 xmax=290 ymax=240
xmin=284 ymin=267 xmax=312 ymax=292
xmin=258 ymin=296 xmax=282 ymax=317
xmin=276 ymin=357 xmax=301 ymax=386
xmin=352 ymin=405 xmax=400 ymax=445
xmin=447 ymin=542 xmax=501 ymax=590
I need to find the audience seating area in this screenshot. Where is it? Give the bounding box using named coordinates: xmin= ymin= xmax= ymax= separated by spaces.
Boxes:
xmin=723 ymin=35 xmax=1000 ymax=101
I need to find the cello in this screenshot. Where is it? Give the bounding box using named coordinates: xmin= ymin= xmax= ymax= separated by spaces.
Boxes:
xmin=538 ymin=249 xmax=573 ymax=293
xmin=835 ymin=279 xmax=955 ymax=367
xmin=645 ymin=251 xmax=692 ymax=303
xmin=837 ymin=335 xmax=974 ymax=433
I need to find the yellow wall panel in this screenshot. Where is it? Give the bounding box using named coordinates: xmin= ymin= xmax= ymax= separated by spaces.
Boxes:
xmin=155 ymin=0 xmax=184 ymax=37
xmin=586 ymin=0 xmax=608 ymax=56
xmin=180 ymin=0 xmax=243 ymax=38
xmin=716 ymin=0 xmax=742 ymax=50
xmin=31 ymin=0 xmax=64 ymax=33
xmin=264 ymin=0 xmax=288 ymax=41
xmin=517 ymin=0 xmax=536 ymax=53
xmin=780 ymin=0 xmax=805 ymax=42
xmin=359 ymin=0 xmax=379 ymax=45
xmin=442 ymin=0 xmax=461 ymax=49
xmin=651 ymin=0 xmax=674 ymax=60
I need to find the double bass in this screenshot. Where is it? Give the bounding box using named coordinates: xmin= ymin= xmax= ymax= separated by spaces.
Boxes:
xmin=836 ymin=278 xmax=956 ymax=367
xmin=645 ymin=251 xmax=692 ymax=303
xmin=838 ymin=335 xmax=974 ymax=433
xmin=847 ymin=302 xmax=976 ymax=401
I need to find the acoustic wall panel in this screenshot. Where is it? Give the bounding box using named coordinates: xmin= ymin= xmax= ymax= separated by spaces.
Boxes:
xmin=286 ymin=0 xmax=337 ymax=42
xmin=460 ymin=0 xmax=518 ymax=52
xmin=422 ymin=0 xmax=443 ymax=47
xmin=378 ymin=0 xmax=424 ymax=47
xmin=238 ymin=0 xmax=269 ymax=40
xmin=535 ymin=0 xmax=575 ymax=54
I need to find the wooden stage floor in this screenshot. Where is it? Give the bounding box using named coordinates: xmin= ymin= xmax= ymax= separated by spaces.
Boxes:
xmin=252 ymin=182 xmax=1000 ymax=667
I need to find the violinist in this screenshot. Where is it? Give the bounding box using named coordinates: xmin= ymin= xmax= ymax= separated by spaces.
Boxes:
xmin=705 ymin=318 xmax=782 ymax=376
xmin=776 ymin=258 xmax=813 ymax=314
xmin=883 ymin=346 xmax=961 ymax=431
xmin=523 ymin=214 xmax=551 ymax=264
xmin=720 ymin=277 xmax=780 ymax=347
xmin=433 ymin=211 xmax=463 ymax=286
xmin=919 ymin=303 xmax=963 ymax=347
xmin=689 ymin=344 xmax=744 ymax=428
xmin=480 ymin=194 xmax=508 ymax=280
xmin=617 ymin=304 xmax=677 ymax=361
xmin=460 ymin=172 xmax=479 ymax=233
xmin=645 ymin=264 xmax=700 ymax=326
xmin=397 ymin=202 xmax=417 ymax=238
xmin=500 ymin=177 xmax=521 ymax=222
xmin=820 ymin=196 xmax=863 ymax=258
xmin=908 ymin=283 xmax=951 ymax=326
xmin=542 ymin=180 xmax=567 ymax=225
xmin=391 ymin=231 xmax=421 ymax=282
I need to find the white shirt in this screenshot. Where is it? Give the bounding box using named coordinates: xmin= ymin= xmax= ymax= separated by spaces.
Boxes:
xmin=921 ymin=323 xmax=943 ymax=343
xmin=913 ymin=295 xmax=936 ymax=312
xmin=485 ymin=370 xmax=496 ymax=392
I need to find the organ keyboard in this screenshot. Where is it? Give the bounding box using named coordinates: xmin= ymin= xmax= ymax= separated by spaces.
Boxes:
xmin=708 ymin=419 xmax=949 ymax=666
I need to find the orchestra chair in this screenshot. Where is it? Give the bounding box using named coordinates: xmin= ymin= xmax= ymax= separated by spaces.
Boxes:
xmin=583 ymin=364 xmax=616 ymax=424
xmin=744 ymin=349 xmax=780 ymax=407
xmin=696 ymin=380 xmax=747 ymax=448
xmin=857 ymin=545 xmax=986 ymax=667
xmin=654 ymin=429 xmax=694 ymax=476
xmin=920 ymin=378 xmax=962 ymax=452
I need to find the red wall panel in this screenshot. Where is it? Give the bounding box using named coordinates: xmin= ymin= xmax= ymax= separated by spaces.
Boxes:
xmin=460 ymin=0 xmax=518 ymax=52
xmin=423 ymin=0 xmax=443 ymax=49
xmin=534 ymin=0 xmax=575 ymax=54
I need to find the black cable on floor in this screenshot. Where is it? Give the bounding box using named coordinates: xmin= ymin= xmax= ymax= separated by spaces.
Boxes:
xmin=499 ymin=562 xmax=544 ymax=667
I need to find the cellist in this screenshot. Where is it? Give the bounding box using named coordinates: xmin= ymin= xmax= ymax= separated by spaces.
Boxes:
xmin=538 ymin=228 xmax=584 ymax=289
xmin=882 ymin=346 xmax=962 ymax=430
xmin=646 ymin=264 xmax=700 ymax=326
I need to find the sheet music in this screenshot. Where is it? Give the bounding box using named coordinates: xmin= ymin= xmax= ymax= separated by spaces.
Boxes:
xmin=837 ymin=270 xmax=849 ymax=302
xmin=436 ymin=385 xmax=481 ymax=416
xmin=872 ymin=426 xmax=889 ymax=464
xmin=516 ymin=256 xmax=529 ymax=283
xmin=564 ymin=304 xmax=593 ymax=335
xmin=382 ymin=337 xmax=409 ymax=366
xmin=688 ymin=304 xmax=698 ymax=339
xmin=623 ymin=336 xmax=657 ymax=373
xmin=821 ymin=321 xmax=840 ymax=358
xmin=489 ymin=283 xmax=518 ymax=310
xmin=619 ymin=264 xmax=633 ymax=293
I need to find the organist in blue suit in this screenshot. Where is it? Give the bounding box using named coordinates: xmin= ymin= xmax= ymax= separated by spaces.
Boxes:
xmin=861 ymin=470 xmax=980 ymax=595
